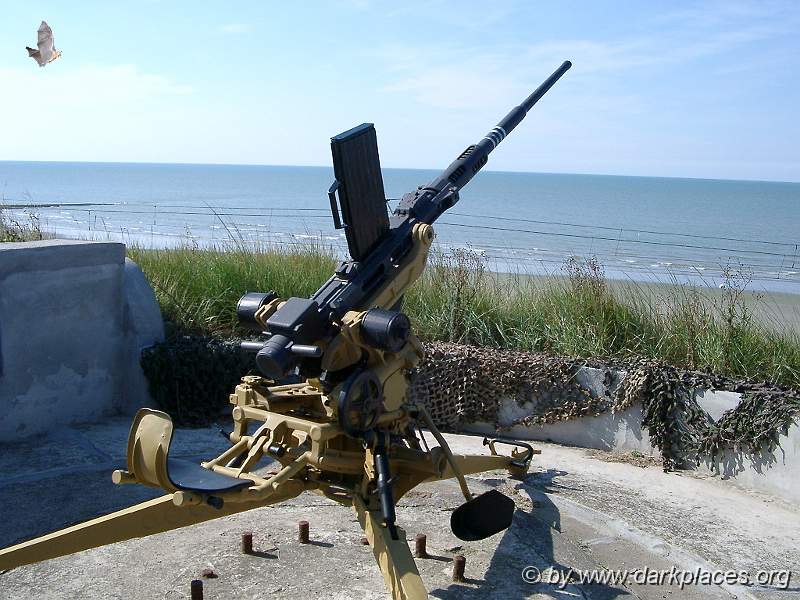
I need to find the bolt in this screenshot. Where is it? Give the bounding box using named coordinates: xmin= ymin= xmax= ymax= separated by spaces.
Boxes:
xmin=190 ymin=579 xmax=203 ymax=600
xmin=452 ymin=555 xmax=466 ymax=582
xmin=360 ymin=537 xmax=370 ymax=545
xmin=414 ymin=534 xmax=428 ymax=558
xmin=298 ymin=520 xmax=309 ymax=544
xmin=242 ymin=531 xmax=253 ymax=554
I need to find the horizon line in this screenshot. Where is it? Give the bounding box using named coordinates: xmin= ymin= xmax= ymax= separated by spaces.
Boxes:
xmin=0 ymin=158 xmax=797 ymax=186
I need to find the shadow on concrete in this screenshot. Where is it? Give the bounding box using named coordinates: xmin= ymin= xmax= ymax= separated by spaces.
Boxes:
xmin=705 ymin=443 xmax=783 ymax=479
xmin=430 ymin=469 xmax=631 ymax=599
xmin=421 ymin=553 xmax=452 ymax=563
xmin=248 ymin=549 xmax=278 ymax=559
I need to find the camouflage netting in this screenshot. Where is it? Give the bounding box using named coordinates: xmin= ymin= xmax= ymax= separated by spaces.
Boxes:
xmin=141 ymin=336 xmax=253 ymax=425
xmin=141 ymin=336 xmax=800 ymax=472
xmin=408 ymin=342 xmax=609 ymax=429
xmin=410 ymin=342 xmax=800 ymax=471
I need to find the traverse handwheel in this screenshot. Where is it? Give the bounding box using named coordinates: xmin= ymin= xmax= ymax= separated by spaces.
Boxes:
xmin=337 ymin=369 xmax=384 ymax=437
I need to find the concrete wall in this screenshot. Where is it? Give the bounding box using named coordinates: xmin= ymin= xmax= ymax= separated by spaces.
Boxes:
xmin=0 ymin=240 xmax=163 ymax=442
xmin=462 ymin=366 xmax=800 ymax=504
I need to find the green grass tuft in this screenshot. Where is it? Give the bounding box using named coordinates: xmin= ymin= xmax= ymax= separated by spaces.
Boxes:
xmin=127 ymin=242 xmax=337 ymax=336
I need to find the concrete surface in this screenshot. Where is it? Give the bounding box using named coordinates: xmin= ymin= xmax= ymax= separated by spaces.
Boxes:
xmin=463 ymin=366 xmax=800 ymax=506
xmin=0 ymin=240 xmax=163 ymax=442
xmin=0 ymin=420 xmax=797 ymax=599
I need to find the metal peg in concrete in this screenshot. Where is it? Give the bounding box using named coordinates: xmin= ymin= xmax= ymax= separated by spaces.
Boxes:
xmin=414 ymin=534 xmax=428 ymax=558
xmin=298 ymin=520 xmax=310 ymax=544
xmin=452 ymin=555 xmax=466 ymax=582
xmin=190 ymin=579 xmax=203 ymax=600
xmin=242 ymin=531 xmax=253 ymax=554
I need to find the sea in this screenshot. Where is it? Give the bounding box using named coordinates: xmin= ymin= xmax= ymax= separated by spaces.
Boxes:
xmin=1 ymin=161 xmax=799 ymax=294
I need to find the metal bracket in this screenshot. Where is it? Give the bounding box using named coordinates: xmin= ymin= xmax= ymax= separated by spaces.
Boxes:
xmin=328 ymin=180 xmax=344 ymax=229
xmin=483 ymin=438 xmax=537 ymax=470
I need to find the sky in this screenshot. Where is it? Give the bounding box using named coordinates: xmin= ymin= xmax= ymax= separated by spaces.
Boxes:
xmin=0 ymin=1 xmax=798 ymax=182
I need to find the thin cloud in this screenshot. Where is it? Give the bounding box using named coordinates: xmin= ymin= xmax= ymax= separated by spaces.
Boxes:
xmin=0 ymin=64 xmax=196 ymax=162
xmin=379 ymin=6 xmax=796 ymax=111
xmin=0 ymin=64 xmax=192 ymax=118
xmin=218 ymin=23 xmax=251 ymax=34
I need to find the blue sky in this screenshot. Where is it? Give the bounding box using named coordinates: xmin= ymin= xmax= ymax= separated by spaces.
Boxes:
xmin=0 ymin=1 xmax=798 ymax=181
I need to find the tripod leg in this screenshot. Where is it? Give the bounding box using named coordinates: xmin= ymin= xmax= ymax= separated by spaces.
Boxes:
xmin=353 ymin=495 xmax=428 ymax=600
xmin=431 ymin=453 xmax=514 ymax=480
xmin=0 ymin=482 xmax=305 ymax=571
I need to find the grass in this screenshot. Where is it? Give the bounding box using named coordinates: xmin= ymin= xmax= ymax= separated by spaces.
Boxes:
xmin=128 ymin=242 xmax=800 ymax=389
xmin=0 ymin=207 xmax=45 ymax=242
xmin=127 ymin=242 xmax=337 ymax=335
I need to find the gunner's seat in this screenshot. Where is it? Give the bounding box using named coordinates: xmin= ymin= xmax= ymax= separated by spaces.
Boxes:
xmin=123 ymin=408 xmax=250 ymax=494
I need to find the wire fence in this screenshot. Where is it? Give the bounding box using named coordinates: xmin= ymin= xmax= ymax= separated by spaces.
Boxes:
xmin=2 ymin=200 xmax=799 ymax=288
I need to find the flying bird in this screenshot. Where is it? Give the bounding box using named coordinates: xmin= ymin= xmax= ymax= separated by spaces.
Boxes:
xmin=26 ymin=21 xmax=61 ymax=67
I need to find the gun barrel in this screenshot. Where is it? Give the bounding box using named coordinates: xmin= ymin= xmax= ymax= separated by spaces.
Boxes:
xmin=406 ymin=61 xmax=571 ymax=223
xmin=495 ymin=60 xmax=572 ymax=139
xmin=449 ymin=60 xmax=571 ymax=188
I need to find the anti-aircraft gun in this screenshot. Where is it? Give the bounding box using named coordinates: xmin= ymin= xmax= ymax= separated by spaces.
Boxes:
xmin=0 ymin=61 xmax=571 ymax=599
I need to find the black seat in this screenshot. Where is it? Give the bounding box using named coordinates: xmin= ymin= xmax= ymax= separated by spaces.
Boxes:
xmin=166 ymin=458 xmax=251 ymax=494
xmin=124 ymin=408 xmax=253 ymax=495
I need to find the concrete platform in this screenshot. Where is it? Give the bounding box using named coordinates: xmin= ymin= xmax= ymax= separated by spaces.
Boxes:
xmin=0 ymin=421 xmax=797 ymax=599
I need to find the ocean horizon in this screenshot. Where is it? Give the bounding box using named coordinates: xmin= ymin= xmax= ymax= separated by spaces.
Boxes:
xmin=3 ymin=159 xmax=798 ymax=185
xmin=2 ymin=160 xmax=799 ymax=294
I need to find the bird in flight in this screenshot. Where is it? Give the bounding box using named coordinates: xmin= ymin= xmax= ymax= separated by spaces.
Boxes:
xmin=26 ymin=21 xmax=61 ymax=67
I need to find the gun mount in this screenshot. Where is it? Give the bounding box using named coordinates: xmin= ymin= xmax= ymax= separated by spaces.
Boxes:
xmin=0 ymin=61 xmax=571 ymax=599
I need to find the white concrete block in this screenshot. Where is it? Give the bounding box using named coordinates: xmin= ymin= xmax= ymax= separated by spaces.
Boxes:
xmin=0 ymin=240 xmax=163 ymax=441
xmin=693 ymin=389 xmax=741 ymax=421
xmin=465 ymin=405 xmax=655 ymax=454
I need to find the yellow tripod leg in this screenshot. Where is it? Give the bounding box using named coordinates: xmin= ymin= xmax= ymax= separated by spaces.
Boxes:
xmin=393 ymin=451 xmax=516 ymax=500
xmin=353 ymin=495 xmax=428 ymax=600
xmin=0 ymin=482 xmax=304 ymax=571
xmin=433 ymin=453 xmax=514 ymax=480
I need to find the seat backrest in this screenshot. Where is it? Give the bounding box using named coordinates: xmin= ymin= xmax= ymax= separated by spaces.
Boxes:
xmin=125 ymin=408 xmax=178 ymax=492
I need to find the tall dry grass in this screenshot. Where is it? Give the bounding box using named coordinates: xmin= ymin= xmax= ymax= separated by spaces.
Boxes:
xmin=0 ymin=207 xmax=44 ymax=242
xmin=127 ymin=242 xmax=337 ymax=335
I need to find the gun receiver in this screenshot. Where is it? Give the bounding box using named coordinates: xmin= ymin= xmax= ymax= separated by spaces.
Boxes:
xmin=247 ymin=60 xmax=572 ymax=382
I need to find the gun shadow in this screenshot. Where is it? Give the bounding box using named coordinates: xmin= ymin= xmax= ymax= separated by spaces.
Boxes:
xmin=430 ymin=468 xmax=630 ymax=599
